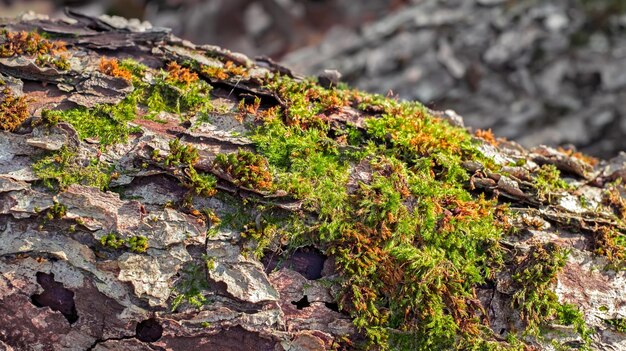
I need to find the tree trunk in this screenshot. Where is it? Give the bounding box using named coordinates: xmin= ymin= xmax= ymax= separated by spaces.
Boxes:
xmin=0 ymin=10 xmax=625 ymax=351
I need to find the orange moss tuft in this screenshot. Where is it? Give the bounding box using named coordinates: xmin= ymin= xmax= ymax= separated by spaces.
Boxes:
xmin=0 ymin=30 xmax=66 ymax=58
xmin=165 ymin=61 xmax=198 ymax=86
xmin=200 ymin=61 xmax=248 ymax=81
xmin=557 ymin=146 xmax=599 ymax=166
xmin=474 ymin=128 xmax=499 ymax=146
xmin=0 ymin=88 xmax=30 ymax=131
xmin=593 ymin=226 xmax=625 ymax=264
xmin=98 ymin=57 xmax=132 ymax=81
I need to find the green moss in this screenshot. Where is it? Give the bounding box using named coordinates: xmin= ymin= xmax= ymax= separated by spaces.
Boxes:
xmin=43 ymin=102 xmax=140 ymax=147
xmin=35 ymin=53 xmax=70 ymax=71
xmin=164 ymin=138 xmax=199 ymax=167
xmin=534 ymin=164 xmax=571 ymax=201
xmin=46 ymin=201 xmax=67 ymax=220
xmin=170 ymin=261 xmax=210 ymax=312
xmin=100 ymin=233 xmax=126 ymax=249
xmin=511 ymin=243 xmax=569 ymax=335
xmin=183 ymin=166 xmax=217 ymax=197
xmin=100 ymin=232 xmax=148 ymax=253
xmin=127 ymin=235 xmax=148 ymax=253
xmin=605 ymin=318 xmax=626 ymax=333
xmin=42 ymin=59 xmax=213 ymax=149
xmin=33 ymin=146 xmax=114 ymax=190
xmin=213 ymin=150 xmax=273 ymax=190
xmin=248 ymin=75 xmax=511 ymax=349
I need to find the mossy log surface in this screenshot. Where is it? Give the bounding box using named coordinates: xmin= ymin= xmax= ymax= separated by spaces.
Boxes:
xmin=0 ymin=11 xmax=626 ymax=351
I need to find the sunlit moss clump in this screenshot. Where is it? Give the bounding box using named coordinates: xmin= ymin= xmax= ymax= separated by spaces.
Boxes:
xmin=43 ymin=59 xmax=213 ymax=148
xmin=33 ymin=146 xmax=114 ymax=191
xmin=250 ymin=75 xmax=515 ymax=350
xmin=213 ymin=150 xmax=273 ymax=190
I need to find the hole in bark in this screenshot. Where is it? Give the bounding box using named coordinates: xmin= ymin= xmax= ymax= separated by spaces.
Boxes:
xmin=263 ymin=246 xmax=326 ymax=280
xmin=30 ymin=272 xmax=79 ymax=324
xmin=324 ymin=302 xmax=339 ymax=312
xmin=136 ymin=318 xmax=163 ymax=342
xmin=291 ymin=295 xmax=310 ymax=310
xmin=499 ymin=328 xmax=506 ymax=335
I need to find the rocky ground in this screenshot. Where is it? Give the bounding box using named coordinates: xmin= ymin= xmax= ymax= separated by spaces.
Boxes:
xmin=0 ymin=10 xmax=626 ymax=351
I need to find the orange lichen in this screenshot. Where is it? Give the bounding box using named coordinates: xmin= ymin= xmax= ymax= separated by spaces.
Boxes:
xmin=165 ymin=61 xmax=198 ymax=86
xmin=98 ymin=57 xmax=132 ymax=81
xmin=0 ymin=88 xmax=30 ymax=131
xmin=0 ymin=30 xmax=66 ymax=58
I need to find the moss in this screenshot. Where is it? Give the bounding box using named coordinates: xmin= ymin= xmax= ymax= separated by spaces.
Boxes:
xmin=127 ymin=235 xmax=148 ymax=253
xmin=46 ymin=201 xmax=67 ymax=220
xmin=511 ymin=243 xmax=569 ymax=335
xmin=166 ymin=61 xmax=199 ymax=86
xmin=534 ymin=164 xmax=571 ymax=201
xmin=213 ymin=150 xmax=273 ymax=190
xmin=602 ymin=183 xmax=626 ymax=220
xmin=35 ymin=53 xmax=70 ymax=71
xmin=144 ymin=64 xmax=213 ymax=118
xmin=248 ymin=74 xmax=511 ymax=349
xmin=32 ymin=146 xmax=114 ymax=191
xmin=164 ymin=138 xmax=199 ymax=167
xmin=605 ymin=318 xmax=626 ymax=333
xmin=159 ymin=139 xmax=217 ymax=198
xmin=100 ymin=233 xmax=125 ymax=249
xmin=170 ymin=261 xmax=210 ymax=312
xmin=556 ymin=303 xmax=593 ymax=345
xmin=0 ymin=88 xmax=30 ymax=131
xmin=100 ymin=232 xmax=148 ymax=253
xmin=200 ymin=60 xmax=248 ymax=81
xmin=42 ymin=99 xmax=140 ymax=147
xmin=0 ymin=30 xmax=69 ymax=70
xmin=592 ymin=226 xmax=626 ymax=268
xmin=183 ymin=166 xmax=217 ymax=197
xmin=99 ymin=57 xmax=132 ymax=81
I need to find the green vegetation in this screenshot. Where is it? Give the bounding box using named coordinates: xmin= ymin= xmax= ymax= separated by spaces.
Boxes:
xmin=46 ymin=201 xmax=67 ymax=220
xmin=183 ymin=166 xmax=217 ymax=197
xmin=33 ymin=146 xmax=114 ymax=191
xmin=556 ymin=303 xmax=593 ymax=344
xmin=170 ymin=261 xmax=210 ymax=311
xmin=248 ymin=75 xmax=517 ymax=349
xmin=158 ymin=139 xmax=217 ymax=198
xmin=16 ymin=44 xmax=600 ymax=349
xmin=41 ymin=58 xmax=213 ymax=149
xmin=605 ymin=318 xmax=626 ymax=333
xmin=164 ymin=138 xmax=199 ymax=167
xmin=41 ymin=99 xmax=140 ymax=147
xmin=511 ymin=243 xmax=569 ymax=335
xmin=213 ymin=150 xmax=273 ymax=190
xmin=100 ymin=232 xmax=148 ymax=253
xmin=534 ymin=164 xmax=571 ymax=201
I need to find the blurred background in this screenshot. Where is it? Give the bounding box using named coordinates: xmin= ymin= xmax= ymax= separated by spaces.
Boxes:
xmin=2 ymin=0 xmax=626 ymax=158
